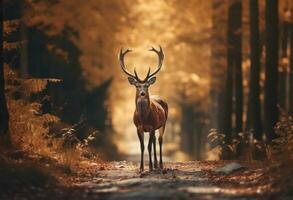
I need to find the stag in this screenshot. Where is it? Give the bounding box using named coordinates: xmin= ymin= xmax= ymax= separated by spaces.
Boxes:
xmin=119 ymin=46 xmax=168 ymax=172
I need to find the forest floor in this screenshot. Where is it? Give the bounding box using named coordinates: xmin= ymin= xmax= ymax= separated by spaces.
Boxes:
xmin=1 ymin=151 xmax=293 ymax=200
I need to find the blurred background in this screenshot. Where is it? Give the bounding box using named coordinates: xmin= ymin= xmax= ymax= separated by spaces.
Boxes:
xmin=1 ymin=0 xmax=293 ymax=162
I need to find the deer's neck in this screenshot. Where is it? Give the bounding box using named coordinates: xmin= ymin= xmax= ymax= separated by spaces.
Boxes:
xmin=135 ymin=94 xmax=150 ymax=121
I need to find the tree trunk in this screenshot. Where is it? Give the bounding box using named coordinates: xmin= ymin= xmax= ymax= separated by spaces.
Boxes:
xmin=210 ymin=0 xmax=227 ymax=133
xmin=264 ymin=0 xmax=279 ymax=142
xmin=278 ymin=71 xmax=286 ymax=111
xmin=233 ymin=0 xmax=243 ymax=134
xmin=223 ymin=1 xmax=234 ymax=143
xmin=180 ymin=103 xmax=195 ymax=155
xmin=248 ymin=0 xmax=262 ymax=140
xmin=281 ymin=20 xmax=290 ymax=58
xmin=223 ymin=47 xmax=233 ymax=143
xmin=0 ymin=4 xmax=10 ymax=138
xmin=279 ymin=8 xmax=289 ymax=111
xmin=289 ymin=22 xmax=293 ymax=116
xmin=223 ymin=0 xmax=242 ymax=142
xmin=19 ymin=0 xmax=28 ymax=78
xmin=0 ymin=67 xmax=9 ymax=137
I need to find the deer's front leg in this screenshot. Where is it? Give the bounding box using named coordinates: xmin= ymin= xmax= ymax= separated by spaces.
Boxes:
xmin=148 ymin=130 xmax=155 ymax=171
xmin=153 ymin=131 xmax=158 ymax=169
xmin=137 ymin=129 xmax=144 ymax=172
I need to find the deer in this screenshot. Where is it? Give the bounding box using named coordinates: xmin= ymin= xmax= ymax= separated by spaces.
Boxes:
xmin=119 ymin=46 xmax=168 ymax=172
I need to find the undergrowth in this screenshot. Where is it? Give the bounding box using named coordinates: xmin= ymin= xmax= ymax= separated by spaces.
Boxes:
xmin=206 ymin=110 xmax=293 ymax=161
xmin=4 ymin=65 xmax=100 ymax=170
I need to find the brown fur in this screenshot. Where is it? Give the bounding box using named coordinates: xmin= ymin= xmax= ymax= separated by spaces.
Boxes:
xmin=134 ymin=95 xmax=168 ymax=133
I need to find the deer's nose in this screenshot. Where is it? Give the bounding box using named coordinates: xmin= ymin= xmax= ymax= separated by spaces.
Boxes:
xmin=140 ymin=91 xmax=146 ymax=96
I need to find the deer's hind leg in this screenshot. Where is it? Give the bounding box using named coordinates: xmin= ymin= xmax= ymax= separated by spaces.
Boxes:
xmin=148 ymin=130 xmax=155 ymax=171
xmin=158 ymin=124 xmax=165 ymax=169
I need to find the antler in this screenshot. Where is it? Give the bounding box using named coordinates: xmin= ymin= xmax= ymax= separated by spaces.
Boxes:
xmin=119 ymin=46 xmax=164 ymax=82
xmin=147 ymin=45 xmax=164 ymax=79
xmin=134 ymin=68 xmax=150 ymax=82
xmin=119 ymin=48 xmax=138 ymax=80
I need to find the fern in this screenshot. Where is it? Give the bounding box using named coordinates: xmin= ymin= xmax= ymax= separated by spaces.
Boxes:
xmin=6 ymin=78 xmax=62 ymax=98
xmin=22 ymin=79 xmax=61 ymax=94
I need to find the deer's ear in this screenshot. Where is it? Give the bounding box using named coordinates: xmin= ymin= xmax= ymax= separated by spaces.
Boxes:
xmin=128 ymin=77 xmax=137 ymax=85
xmin=147 ymin=77 xmax=156 ymax=85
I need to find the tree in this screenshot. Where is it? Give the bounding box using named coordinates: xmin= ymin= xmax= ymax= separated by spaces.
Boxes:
xmin=223 ymin=1 xmax=234 ymax=143
xmin=247 ymin=0 xmax=262 ymax=140
xmin=22 ymin=0 xmax=127 ymax=132
xmin=264 ymin=0 xmax=279 ymax=141
xmin=210 ymin=0 xmax=227 ymax=133
xmin=289 ymin=17 xmax=293 ymax=116
xmin=281 ymin=3 xmax=291 ymax=58
xmin=0 ymin=58 xmax=10 ymax=138
xmin=223 ymin=0 xmax=242 ymax=142
xmin=278 ymin=5 xmax=291 ymax=112
xmin=233 ymin=0 xmax=243 ymax=134
xmin=0 ymin=2 xmax=10 ymax=139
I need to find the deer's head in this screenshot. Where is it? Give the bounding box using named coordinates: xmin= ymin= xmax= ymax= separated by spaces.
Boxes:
xmin=119 ymin=46 xmax=164 ymax=99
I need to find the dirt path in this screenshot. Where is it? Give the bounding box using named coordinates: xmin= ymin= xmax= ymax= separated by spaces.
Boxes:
xmin=2 ymin=156 xmax=291 ymax=200
xmin=66 ymin=161 xmax=284 ymax=200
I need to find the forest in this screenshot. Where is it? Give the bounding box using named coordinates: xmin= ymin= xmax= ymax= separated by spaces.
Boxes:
xmin=0 ymin=0 xmax=293 ymax=199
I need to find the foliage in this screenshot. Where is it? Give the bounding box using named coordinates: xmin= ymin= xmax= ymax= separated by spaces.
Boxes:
xmin=207 ymin=109 xmax=293 ymax=161
xmin=48 ymin=118 xmax=98 ymax=150
xmin=3 ymin=19 xmax=19 ymax=37
xmin=3 ymin=19 xmax=23 ymax=54
xmin=2 ymin=0 xmax=292 ymax=164
xmin=23 ymin=0 xmax=129 ymax=87
xmin=6 ymin=77 xmax=61 ymax=99
xmin=207 ymin=129 xmax=238 ymax=160
xmin=22 ymin=79 xmax=61 ymax=94
xmin=270 ymin=110 xmax=293 ymax=160
xmin=207 ymin=128 xmax=268 ymax=160
xmin=4 ymin=65 xmax=99 ymax=168
xmin=3 ymin=0 xmax=120 ymax=163
xmin=8 ymin=0 xmax=116 ymax=135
